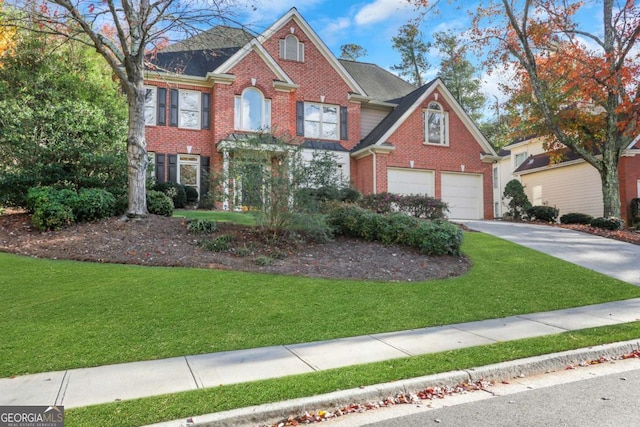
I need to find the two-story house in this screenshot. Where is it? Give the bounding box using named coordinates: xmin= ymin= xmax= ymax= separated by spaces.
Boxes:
xmin=143 ymin=7 xmax=499 ymax=219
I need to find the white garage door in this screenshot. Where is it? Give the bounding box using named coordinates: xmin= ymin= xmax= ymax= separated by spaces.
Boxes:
xmin=387 ymin=168 xmax=435 ymax=196
xmin=441 ymin=172 xmax=483 ymax=219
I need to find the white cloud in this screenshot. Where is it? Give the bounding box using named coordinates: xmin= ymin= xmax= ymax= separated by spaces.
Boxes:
xmin=354 ymin=0 xmax=413 ymax=26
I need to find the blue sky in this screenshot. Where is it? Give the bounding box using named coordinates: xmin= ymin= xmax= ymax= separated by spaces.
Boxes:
xmin=235 ymin=0 xmax=604 ymax=121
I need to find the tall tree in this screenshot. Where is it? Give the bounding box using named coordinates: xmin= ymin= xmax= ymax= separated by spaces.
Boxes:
xmin=0 ymin=25 xmax=128 ymax=207
xmin=463 ymin=0 xmax=640 ymax=218
xmin=391 ymin=23 xmax=430 ymax=86
xmin=2 ymin=0 xmax=239 ymax=217
xmin=433 ymin=30 xmax=486 ymax=122
xmin=340 ymin=43 xmax=367 ymax=61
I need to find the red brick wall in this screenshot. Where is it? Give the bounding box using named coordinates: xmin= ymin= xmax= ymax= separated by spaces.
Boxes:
xmin=619 ymin=155 xmax=640 ymax=223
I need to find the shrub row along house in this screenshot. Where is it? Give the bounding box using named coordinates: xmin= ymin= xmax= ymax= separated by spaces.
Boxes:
xmin=143 ymin=7 xmax=499 ymax=219
xmin=493 ymin=136 xmax=640 ymax=223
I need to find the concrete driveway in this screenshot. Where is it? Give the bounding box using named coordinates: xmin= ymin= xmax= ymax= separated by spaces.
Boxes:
xmin=458 ymin=221 xmax=640 ymax=287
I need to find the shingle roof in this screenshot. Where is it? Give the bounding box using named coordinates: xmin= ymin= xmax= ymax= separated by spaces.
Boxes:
xmin=514 ymin=149 xmax=586 ymax=173
xmin=338 ymin=60 xmax=416 ymax=103
xmin=351 ymin=81 xmax=436 ymax=153
xmin=148 ymin=48 xmax=239 ymax=77
xmin=161 ymin=26 xmax=254 ymax=52
xmin=301 ymin=140 xmax=349 ymax=151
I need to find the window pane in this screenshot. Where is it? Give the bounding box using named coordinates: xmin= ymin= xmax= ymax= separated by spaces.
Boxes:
xmin=427 ymin=111 xmax=442 ymax=144
xmin=180 ymin=164 xmax=198 ymax=187
xmin=322 ymin=123 xmax=338 ymax=139
xmin=243 ymin=89 xmax=262 ymax=131
xmin=305 ymin=104 xmax=320 ymax=121
xmin=180 ymin=91 xmax=199 ymax=111
xmin=144 ymin=88 xmax=155 ymax=125
xmin=304 ymin=121 xmax=320 ymax=138
xmin=180 ymin=111 xmax=199 ymax=128
xmin=323 ymin=106 xmax=338 ymax=123
xmin=264 ymin=99 xmax=271 ymax=130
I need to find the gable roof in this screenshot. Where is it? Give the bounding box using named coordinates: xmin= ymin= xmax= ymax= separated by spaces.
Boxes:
xmin=338 ymin=60 xmax=416 ymax=103
xmin=161 ymin=26 xmax=253 ymax=52
xmin=148 ymin=48 xmax=239 ymax=77
xmin=352 ymin=78 xmax=498 ymax=158
xmin=514 ymin=148 xmax=596 ymax=174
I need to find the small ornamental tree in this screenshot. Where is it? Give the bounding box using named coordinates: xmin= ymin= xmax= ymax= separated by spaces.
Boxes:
xmin=503 ymin=179 xmax=531 ymax=221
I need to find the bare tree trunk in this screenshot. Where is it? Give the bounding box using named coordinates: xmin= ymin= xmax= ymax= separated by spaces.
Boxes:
xmin=125 ymin=79 xmax=148 ymax=217
xmin=601 ymin=146 xmax=622 ymax=218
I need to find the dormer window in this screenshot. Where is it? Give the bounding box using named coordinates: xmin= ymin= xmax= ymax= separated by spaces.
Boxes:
xmin=424 ymin=102 xmax=448 ymax=146
xmin=279 ymin=35 xmax=304 ymax=62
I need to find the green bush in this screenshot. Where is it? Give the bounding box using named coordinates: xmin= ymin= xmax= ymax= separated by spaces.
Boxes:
xmin=254 ymin=255 xmax=273 ymax=266
xmin=590 ymin=217 xmax=624 ymax=231
xmin=327 ymin=205 xmax=463 ymax=256
xmin=359 ymin=192 xmax=400 ymax=214
xmin=73 ymin=189 xmax=116 ymax=222
xmin=526 ymin=205 xmax=559 ymax=223
xmin=286 ymin=213 xmax=334 ymax=243
xmin=560 ymin=212 xmax=593 ymax=225
xmin=185 ymin=186 xmax=199 ymax=205
xmin=187 ymin=219 xmax=218 ymax=234
xmin=153 ymin=182 xmax=187 ymax=209
xmin=396 ymin=194 xmax=448 ymax=219
xmin=503 ymin=179 xmax=531 ymax=221
xmin=339 ymin=187 xmax=362 ymax=203
xmin=31 ymin=201 xmax=74 ymax=231
xmin=146 ymin=190 xmax=174 ymax=217
xmin=200 ymin=234 xmax=234 ymax=252
xmin=25 ymin=187 xmax=77 ymax=214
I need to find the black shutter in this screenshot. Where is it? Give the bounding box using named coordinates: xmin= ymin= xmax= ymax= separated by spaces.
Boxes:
xmin=157 ymin=88 xmax=167 ymax=126
xmin=296 ymin=101 xmax=304 ymax=136
xmin=169 ymin=89 xmax=179 ymax=127
xmin=168 ymin=154 xmax=177 ymax=182
xmin=201 ymin=93 xmax=210 ymax=130
xmin=155 ymin=153 xmax=165 ymax=183
xmin=200 ymin=156 xmax=210 ymax=198
xmin=340 ymin=106 xmax=348 ymax=140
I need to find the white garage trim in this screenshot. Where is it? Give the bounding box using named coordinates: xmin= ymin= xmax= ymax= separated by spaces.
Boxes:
xmin=387 ymin=168 xmax=435 ymax=196
xmin=441 ymin=172 xmax=483 ymax=219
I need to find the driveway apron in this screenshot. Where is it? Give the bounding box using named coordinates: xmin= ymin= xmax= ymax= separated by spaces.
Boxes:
xmin=458 ymin=221 xmax=640 ymax=287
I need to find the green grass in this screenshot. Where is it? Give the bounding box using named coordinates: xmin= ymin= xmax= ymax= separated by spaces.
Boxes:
xmin=173 ymin=209 xmax=256 ymax=225
xmin=2 ymin=232 xmax=640 ymax=378
xmin=65 ymin=322 xmax=640 ymax=427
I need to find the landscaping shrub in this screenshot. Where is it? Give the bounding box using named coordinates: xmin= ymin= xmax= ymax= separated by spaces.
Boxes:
xmin=146 ymin=190 xmax=174 ymax=217
xmin=560 ymin=212 xmax=593 ymax=225
xmin=153 ymin=182 xmax=187 ymax=209
xmin=187 ymin=219 xmax=218 ymax=234
xmin=396 ymin=194 xmax=449 ymax=219
xmin=286 ymin=212 xmax=334 ymax=243
xmin=25 ymin=187 xmax=77 ymax=214
xmin=359 ymin=192 xmax=400 ymax=214
xmin=590 ymin=217 xmax=625 ymax=231
xmin=503 ymin=179 xmax=531 ymax=221
xmin=200 ymin=234 xmax=234 ymax=252
xmin=73 ymin=189 xmax=116 ymax=222
xmin=526 ymin=205 xmax=559 ymax=223
xmin=31 ymin=201 xmax=74 ymax=231
xmin=327 ymin=205 xmax=463 ymax=256
xmin=339 ymin=187 xmax=361 ymax=203
xmin=185 ymin=186 xmax=199 ymax=205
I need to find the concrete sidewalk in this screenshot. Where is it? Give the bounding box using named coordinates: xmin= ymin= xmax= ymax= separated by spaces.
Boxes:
xmin=2 ymin=298 xmax=640 ymax=409
xmin=458 ymin=220 xmax=640 ymax=287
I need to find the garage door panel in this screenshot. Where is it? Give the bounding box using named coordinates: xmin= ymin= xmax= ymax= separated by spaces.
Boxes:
xmin=387 ymin=168 xmax=434 ymax=196
xmin=441 ymin=173 xmax=483 ymax=220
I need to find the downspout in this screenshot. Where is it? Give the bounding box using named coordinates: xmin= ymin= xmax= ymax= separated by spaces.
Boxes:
xmin=372 ymin=149 xmax=377 ymax=194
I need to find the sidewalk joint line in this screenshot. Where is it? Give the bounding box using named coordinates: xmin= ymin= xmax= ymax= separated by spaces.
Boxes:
xmin=369 ymin=334 xmax=413 ymax=357
xmin=54 ymin=370 xmax=69 ymax=406
xmin=184 ymin=356 xmax=200 ymax=389
xmin=283 ymin=345 xmax=319 ymax=372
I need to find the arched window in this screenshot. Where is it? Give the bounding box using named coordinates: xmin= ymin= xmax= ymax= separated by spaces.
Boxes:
xmin=234 ymin=88 xmax=271 ymax=132
xmin=424 ymin=102 xmax=448 ymax=145
xmin=279 ymin=34 xmax=304 ymax=62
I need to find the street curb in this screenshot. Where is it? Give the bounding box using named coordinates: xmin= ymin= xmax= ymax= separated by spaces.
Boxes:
xmin=145 ymin=340 xmax=640 ymax=427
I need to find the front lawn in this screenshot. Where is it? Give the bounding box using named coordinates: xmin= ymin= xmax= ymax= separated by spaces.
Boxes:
xmin=2 ymin=232 xmax=639 ymax=378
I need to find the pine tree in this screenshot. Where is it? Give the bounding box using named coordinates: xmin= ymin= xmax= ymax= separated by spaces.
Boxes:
xmin=391 ymin=24 xmax=430 ymax=86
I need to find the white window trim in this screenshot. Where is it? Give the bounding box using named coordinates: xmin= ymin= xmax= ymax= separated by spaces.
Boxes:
xmin=147 ymin=152 xmax=156 ymax=182
xmin=423 ymin=102 xmax=449 ymax=146
xmin=514 ymin=151 xmax=528 ymax=170
xmin=177 ymin=154 xmax=200 ymax=195
xmin=144 ymin=86 xmax=156 ymax=126
xmin=234 ymin=88 xmax=272 ymax=132
xmin=304 ymin=102 xmax=339 ymax=141
xmin=179 ymin=90 xmax=201 ymax=130
xmin=280 ymin=35 xmax=304 ymax=62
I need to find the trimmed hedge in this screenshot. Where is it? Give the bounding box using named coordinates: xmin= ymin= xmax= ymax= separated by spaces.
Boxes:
xmin=359 ymin=192 xmax=448 ymax=220
xmin=326 ymin=205 xmax=462 ymax=256
xmin=185 ymin=186 xmax=199 ymax=205
xmin=73 ymin=189 xmax=116 ymax=222
xmin=560 ymin=212 xmax=593 ymax=225
xmin=153 ymin=182 xmax=187 ymax=209
xmin=526 ymin=205 xmax=559 ymax=223
xmin=31 ymin=201 xmax=74 ymax=231
xmin=590 ymin=217 xmax=624 ymax=231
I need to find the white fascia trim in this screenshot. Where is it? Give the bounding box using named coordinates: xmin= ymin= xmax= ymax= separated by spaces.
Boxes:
xmin=205 ymin=73 xmax=235 ymax=85
xmin=513 ymin=157 xmax=587 ymax=176
xmin=351 ymin=144 xmax=395 ymax=159
xmin=257 ymin=8 xmax=366 ymax=96
xmin=273 ymin=80 xmax=300 ymax=92
xmin=627 ymin=134 xmax=640 ymax=150
xmin=212 ymin=39 xmax=294 ymax=85
xmin=623 ymin=148 xmax=640 ymax=157
xmin=144 ymin=71 xmax=210 ymax=86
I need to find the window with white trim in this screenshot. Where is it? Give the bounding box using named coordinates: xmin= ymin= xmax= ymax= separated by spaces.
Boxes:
xmin=177 ymin=154 xmax=200 ymax=196
xmin=279 ymin=35 xmax=304 ymax=62
xmin=514 ymin=152 xmax=527 ymax=169
xmin=424 ymin=102 xmax=448 ymax=145
xmin=304 ymin=103 xmax=339 ymax=140
xmin=144 ymin=86 xmax=156 ymax=125
xmin=234 ymin=88 xmax=272 ymax=131
xmin=493 ymin=166 xmax=498 ymax=189
xmin=179 ymin=90 xmax=201 ymax=129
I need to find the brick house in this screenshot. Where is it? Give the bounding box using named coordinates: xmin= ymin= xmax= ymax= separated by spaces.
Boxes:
xmin=144 ymin=8 xmax=499 ymax=219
